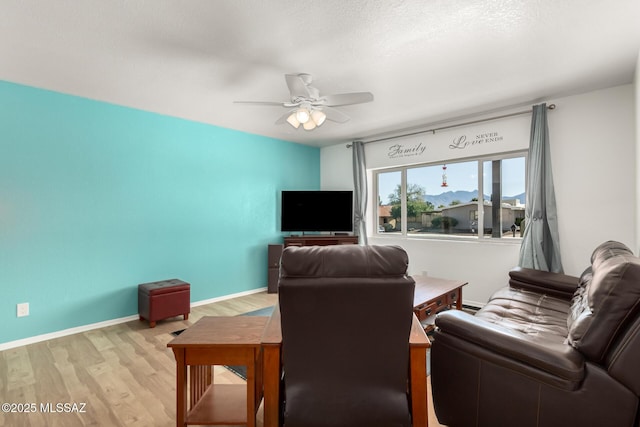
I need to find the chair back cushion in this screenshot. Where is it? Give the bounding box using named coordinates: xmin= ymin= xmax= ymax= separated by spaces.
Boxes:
xmin=278 ymin=244 xmax=415 ymax=427
xmin=567 ymin=241 xmax=640 ymax=362
xmin=279 ymin=243 xmax=411 ymax=278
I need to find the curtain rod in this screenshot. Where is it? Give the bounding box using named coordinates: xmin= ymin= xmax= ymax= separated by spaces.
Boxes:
xmin=347 ymin=104 xmax=556 ymax=147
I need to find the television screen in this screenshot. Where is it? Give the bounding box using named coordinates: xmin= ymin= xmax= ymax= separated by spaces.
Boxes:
xmin=281 ymin=190 xmax=353 ymax=232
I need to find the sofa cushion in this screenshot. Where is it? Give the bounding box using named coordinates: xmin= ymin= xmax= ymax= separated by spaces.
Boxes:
xmin=567 ymin=241 xmax=640 ymax=362
xmin=590 ymin=240 xmax=633 ymax=265
xmin=476 ymin=287 xmax=570 ymax=343
xmin=566 ymin=242 xmax=626 ymax=332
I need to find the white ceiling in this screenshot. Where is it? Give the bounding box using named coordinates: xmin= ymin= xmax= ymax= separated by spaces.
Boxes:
xmin=1 ymin=1 xmax=639 ymax=147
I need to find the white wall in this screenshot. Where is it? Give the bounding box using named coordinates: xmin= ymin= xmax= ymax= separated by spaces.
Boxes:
xmin=636 ymin=50 xmax=640 ymax=254
xmin=321 ymin=84 xmax=636 ymax=306
xmin=321 ymin=143 xmax=354 ymax=190
xmin=548 ymin=85 xmax=636 ymax=272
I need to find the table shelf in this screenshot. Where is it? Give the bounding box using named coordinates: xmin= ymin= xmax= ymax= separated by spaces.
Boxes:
xmin=187 ymin=384 xmax=247 ymax=425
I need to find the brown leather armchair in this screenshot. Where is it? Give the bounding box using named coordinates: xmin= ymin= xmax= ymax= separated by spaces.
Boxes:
xmin=431 ymin=241 xmax=640 ymax=427
xmin=261 ymin=244 xmax=430 ymax=427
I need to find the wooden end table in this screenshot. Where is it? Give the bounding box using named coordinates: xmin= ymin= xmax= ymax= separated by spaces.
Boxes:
xmin=412 ymin=275 xmax=468 ymax=332
xmin=167 ymin=316 xmax=268 ymax=427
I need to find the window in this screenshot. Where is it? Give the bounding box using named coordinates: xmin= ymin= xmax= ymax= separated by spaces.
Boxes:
xmin=483 ymin=157 xmax=526 ymax=238
xmin=376 ymin=170 xmax=402 ymax=234
xmin=375 ymin=153 xmax=526 ymax=239
xmin=406 ymin=160 xmax=478 ymax=236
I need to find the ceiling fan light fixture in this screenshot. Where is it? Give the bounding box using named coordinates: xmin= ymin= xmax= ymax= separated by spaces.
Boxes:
xmin=310 ymin=109 xmax=326 ymax=127
xmin=286 ymin=113 xmax=301 ymax=128
xmin=295 ymin=107 xmax=310 ymax=124
xmin=236 ymin=73 xmax=373 ymax=131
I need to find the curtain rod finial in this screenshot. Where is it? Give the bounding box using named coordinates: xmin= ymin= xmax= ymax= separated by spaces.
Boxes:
xmin=548 ymin=104 xmax=556 ymax=110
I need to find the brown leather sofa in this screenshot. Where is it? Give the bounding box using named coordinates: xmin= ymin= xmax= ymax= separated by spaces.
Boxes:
xmin=271 ymin=244 xmax=429 ymax=427
xmin=431 ymin=240 xmax=640 ymax=427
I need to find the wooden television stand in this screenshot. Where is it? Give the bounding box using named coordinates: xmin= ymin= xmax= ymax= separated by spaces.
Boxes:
xmin=268 ymin=235 xmax=359 ymax=293
xmin=284 ymin=235 xmax=359 ymax=247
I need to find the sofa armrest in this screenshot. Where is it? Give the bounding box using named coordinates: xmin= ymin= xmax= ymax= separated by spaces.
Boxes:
xmin=509 ymin=266 xmax=579 ymax=299
xmin=435 ymin=310 xmax=584 ymax=387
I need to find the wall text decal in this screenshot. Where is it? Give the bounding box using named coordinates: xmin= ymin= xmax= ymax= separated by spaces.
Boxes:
xmin=367 ymin=116 xmax=528 ymax=169
xmin=388 ymin=142 xmax=427 ymax=158
xmin=449 ymin=132 xmax=504 ymax=150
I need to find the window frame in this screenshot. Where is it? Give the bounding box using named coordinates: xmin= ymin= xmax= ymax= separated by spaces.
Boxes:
xmin=373 ymin=150 xmax=527 ymax=241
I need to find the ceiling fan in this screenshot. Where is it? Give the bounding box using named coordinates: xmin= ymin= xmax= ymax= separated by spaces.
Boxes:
xmin=234 ymin=73 xmax=374 ymax=130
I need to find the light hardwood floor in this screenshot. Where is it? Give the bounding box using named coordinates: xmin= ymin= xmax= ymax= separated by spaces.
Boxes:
xmin=0 ymin=291 xmax=442 ymax=427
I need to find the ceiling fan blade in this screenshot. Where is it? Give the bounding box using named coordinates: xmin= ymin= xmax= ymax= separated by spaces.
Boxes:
xmin=285 ymin=74 xmax=312 ymax=99
xmin=233 ymin=101 xmax=285 ymax=106
xmin=323 ymin=106 xmax=351 ymax=123
xmin=322 ymin=92 xmax=374 ymax=107
xmin=275 ymin=110 xmax=296 ymax=125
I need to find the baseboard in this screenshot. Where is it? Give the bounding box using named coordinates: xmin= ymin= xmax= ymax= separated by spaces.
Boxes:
xmin=462 ymin=300 xmax=485 ymax=310
xmin=0 ymin=314 xmax=140 ymax=352
xmin=0 ymin=286 xmax=268 ymax=352
xmin=191 ymin=286 xmax=267 ymax=307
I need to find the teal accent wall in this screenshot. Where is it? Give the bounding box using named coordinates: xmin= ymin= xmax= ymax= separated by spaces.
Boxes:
xmin=0 ymin=81 xmax=320 ymax=345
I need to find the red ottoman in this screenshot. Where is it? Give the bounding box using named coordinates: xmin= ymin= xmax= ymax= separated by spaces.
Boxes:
xmin=138 ymin=279 xmax=190 ymax=328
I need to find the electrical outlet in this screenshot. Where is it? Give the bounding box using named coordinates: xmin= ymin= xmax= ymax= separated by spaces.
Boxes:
xmin=17 ymin=303 xmax=29 ymax=317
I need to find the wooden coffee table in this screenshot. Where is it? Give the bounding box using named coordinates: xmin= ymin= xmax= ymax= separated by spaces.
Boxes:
xmin=167 ymin=316 xmax=268 ymax=427
xmin=412 ymin=275 xmax=468 ymax=332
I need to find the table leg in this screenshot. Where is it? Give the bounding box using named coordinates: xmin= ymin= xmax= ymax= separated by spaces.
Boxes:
xmin=263 ymin=344 xmax=281 ymax=427
xmin=409 ymin=345 xmax=428 ymax=427
xmin=456 ymin=287 xmax=463 ymax=310
xmin=255 ymin=347 xmax=264 ymax=407
xmin=246 ymin=353 xmax=256 ymax=427
xmin=172 ymin=348 xmax=187 ymax=427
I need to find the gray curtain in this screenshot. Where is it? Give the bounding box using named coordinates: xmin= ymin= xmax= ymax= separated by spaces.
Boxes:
xmin=352 ymin=141 xmax=368 ymax=245
xmin=519 ymin=103 xmax=563 ymax=272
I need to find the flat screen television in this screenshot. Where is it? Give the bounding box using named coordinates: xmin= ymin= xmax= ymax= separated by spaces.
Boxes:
xmin=281 ymin=190 xmax=353 ymax=232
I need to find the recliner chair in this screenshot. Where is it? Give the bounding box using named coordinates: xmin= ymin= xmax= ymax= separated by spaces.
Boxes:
xmin=431 ymin=240 xmax=640 ymax=426
xmin=261 ymin=244 xmax=429 ymax=427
